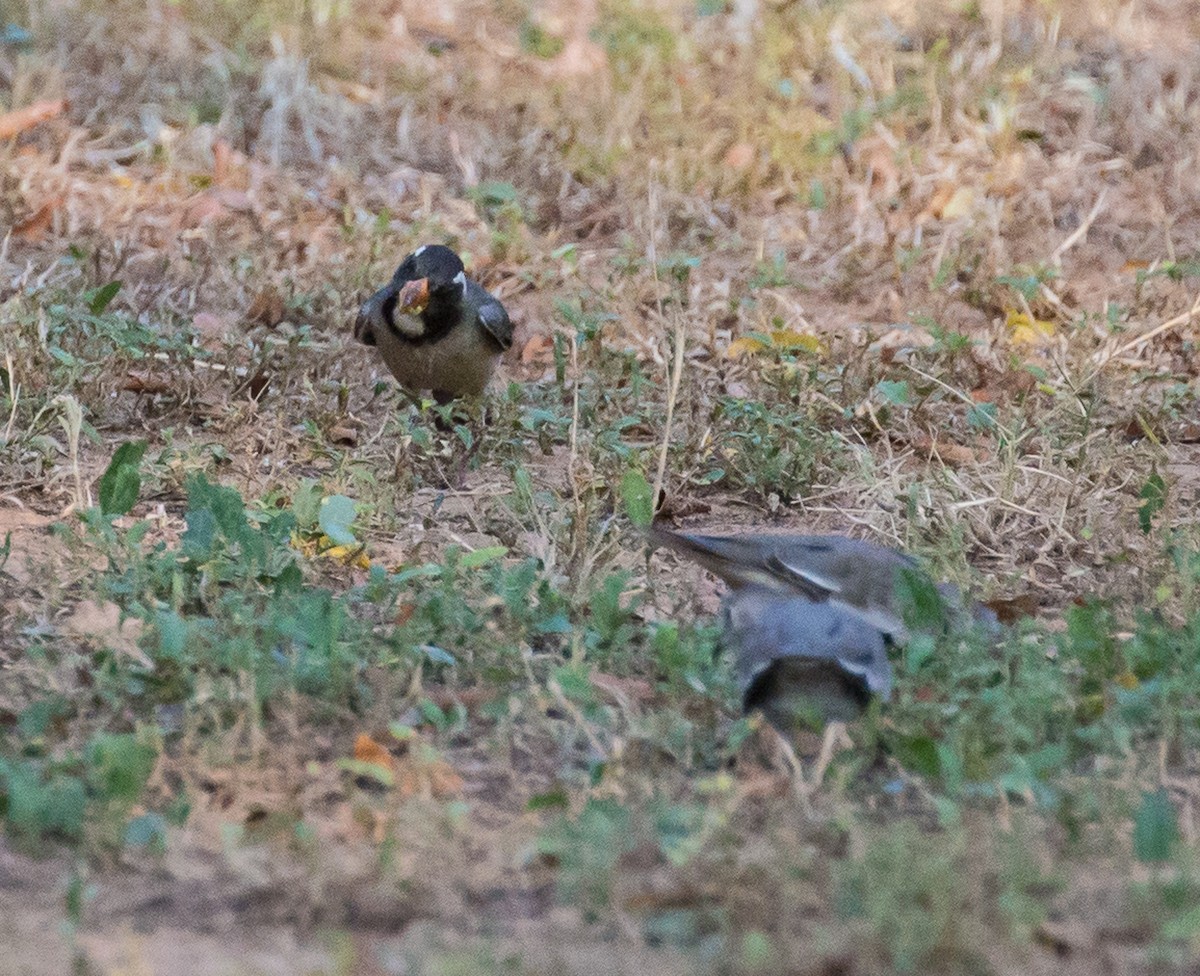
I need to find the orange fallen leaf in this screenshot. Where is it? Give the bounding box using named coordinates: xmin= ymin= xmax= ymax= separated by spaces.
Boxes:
xmin=940 ymin=186 xmax=975 ymax=220
xmin=923 ymin=183 xmax=955 ymax=219
xmin=909 ymin=434 xmax=985 ymax=466
xmin=354 ymin=733 xmax=395 ymax=772
xmin=12 ymin=196 xmax=60 ymax=241
xmin=212 ymin=138 xmax=233 ymax=184
xmin=520 ymin=333 xmax=556 ymax=366
xmin=0 ymin=99 xmax=67 ymax=140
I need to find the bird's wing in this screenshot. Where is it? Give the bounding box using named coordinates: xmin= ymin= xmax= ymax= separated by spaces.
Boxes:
xmin=468 ymin=281 xmax=513 ymax=350
xmin=649 ymin=529 xmax=907 ymax=634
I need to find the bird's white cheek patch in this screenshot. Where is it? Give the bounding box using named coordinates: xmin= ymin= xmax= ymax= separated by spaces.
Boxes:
xmin=391 ymin=315 xmax=426 ymax=339
xmin=453 ymin=270 xmax=466 ymax=293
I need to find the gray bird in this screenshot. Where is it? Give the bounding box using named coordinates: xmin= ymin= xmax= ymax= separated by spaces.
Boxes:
xmin=354 ymin=245 xmax=513 ymax=404
xmin=649 ymin=527 xmax=997 ymax=733
xmin=648 ymin=527 xmax=991 ymax=643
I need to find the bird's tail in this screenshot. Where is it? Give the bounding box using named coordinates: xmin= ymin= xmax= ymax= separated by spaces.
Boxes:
xmin=645 ymin=525 xmax=784 ymax=591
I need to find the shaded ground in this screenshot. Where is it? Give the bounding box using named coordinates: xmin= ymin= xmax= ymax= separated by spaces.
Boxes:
xmin=3 ymin=0 xmax=1200 ymax=973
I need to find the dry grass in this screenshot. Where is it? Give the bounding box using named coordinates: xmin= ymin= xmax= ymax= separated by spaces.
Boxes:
xmin=3 ymin=0 xmax=1200 ymax=972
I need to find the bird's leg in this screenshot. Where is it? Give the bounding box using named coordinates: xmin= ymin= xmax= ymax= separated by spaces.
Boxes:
xmin=432 ymin=390 xmax=484 ymax=489
xmin=399 ymin=387 xmax=427 ymax=413
xmin=808 ymin=721 xmax=853 ymax=791
xmin=762 ymin=723 xmax=814 ymax=813
xmin=431 ymin=389 xmax=458 ymax=434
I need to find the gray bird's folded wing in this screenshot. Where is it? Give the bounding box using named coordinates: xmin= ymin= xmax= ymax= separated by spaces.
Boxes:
xmin=469 ymin=282 xmax=513 ymax=351
xmin=649 ymin=527 xmax=917 ymax=638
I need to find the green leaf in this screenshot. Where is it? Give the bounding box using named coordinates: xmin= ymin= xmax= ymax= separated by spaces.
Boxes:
xmin=3 ymin=764 xmax=87 ymax=839
xmin=335 ymin=758 xmax=395 ymax=787
xmin=967 ymin=402 xmax=997 ymax=431
xmin=895 ymin=735 xmax=941 ymax=778
xmin=620 ymin=467 xmax=654 ymax=528
xmin=1162 ymin=902 xmax=1200 ymax=940
xmin=1133 ymin=788 xmax=1177 ymax=864
xmin=740 ymin=931 xmax=774 ymax=969
xmin=124 ymin=812 xmax=168 ymax=848
xmin=459 ymin=545 xmax=508 ymax=569
xmin=98 ymin=440 xmax=147 ymax=517
xmin=318 ymin=494 xmax=357 ymax=546
xmin=155 ymin=609 xmax=189 ymax=660
xmin=181 ymin=506 xmax=217 ymax=561
xmin=904 ymin=634 xmax=936 ymax=674
xmin=526 ymin=785 xmax=570 ymax=811
xmin=1138 ymin=471 xmax=1167 ymax=534
xmin=86 ymin=732 xmax=157 ymax=805
xmin=86 ymin=280 xmax=122 ymax=314
xmin=291 ymin=480 xmax=323 ymax=530
xmin=552 ymin=664 xmax=597 ymax=705
xmin=876 ymin=380 xmax=911 ymax=406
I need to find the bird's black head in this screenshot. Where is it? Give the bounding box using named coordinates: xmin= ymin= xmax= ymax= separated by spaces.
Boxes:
xmin=393 ymin=245 xmax=466 ymax=296
xmin=361 ymin=244 xmax=468 ymax=344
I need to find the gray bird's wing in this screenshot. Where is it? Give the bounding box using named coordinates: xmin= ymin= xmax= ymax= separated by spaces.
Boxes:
xmin=649 ymin=528 xmax=915 ymax=638
xmin=467 ymin=280 xmax=513 ymax=351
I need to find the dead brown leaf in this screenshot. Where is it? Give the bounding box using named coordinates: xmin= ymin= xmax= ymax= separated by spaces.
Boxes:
xmin=0 ymin=99 xmax=67 ymax=139
xmin=328 ymin=425 xmax=359 ymax=446
xmin=970 ymin=369 xmax=1037 ymax=403
xmin=60 ymin=599 xmax=149 ymax=666
xmin=395 ymin=754 xmax=464 ymax=800
xmin=212 ymin=137 xmax=233 ymax=183
xmin=982 ymin=593 xmax=1041 ymax=625
xmin=183 ymin=188 xmax=253 ymax=228
xmin=520 ymin=334 xmax=556 ymax=367
xmin=191 ymin=311 xmax=236 ymax=349
xmin=12 ymin=196 xmax=61 ymax=241
xmin=121 ymin=370 xmax=174 ymax=394
xmin=590 ymin=672 xmax=656 ymax=706
xmin=246 ymin=286 xmax=286 ymax=327
xmin=909 ymin=434 xmax=987 ymax=466
xmin=723 ymin=142 xmax=755 ymax=171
